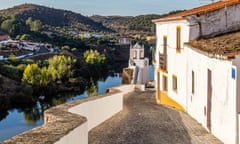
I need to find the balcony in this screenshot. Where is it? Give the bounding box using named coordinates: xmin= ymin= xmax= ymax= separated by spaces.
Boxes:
xmin=159 ymin=53 xmax=167 ymax=71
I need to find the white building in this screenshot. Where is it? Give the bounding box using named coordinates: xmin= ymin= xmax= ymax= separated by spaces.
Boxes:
xmin=122 ymin=43 xmax=149 ymax=85
xmin=128 ymin=43 xmax=149 ymax=84
xmin=118 ymin=38 xmax=131 ymax=45
xmin=153 ymin=0 xmax=240 ymax=143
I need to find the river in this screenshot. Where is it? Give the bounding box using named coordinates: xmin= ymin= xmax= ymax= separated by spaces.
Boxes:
xmin=0 ymin=65 xmax=154 ymax=142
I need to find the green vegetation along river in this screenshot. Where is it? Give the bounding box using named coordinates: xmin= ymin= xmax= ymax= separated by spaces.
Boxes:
xmin=0 ymin=74 xmax=122 ymax=142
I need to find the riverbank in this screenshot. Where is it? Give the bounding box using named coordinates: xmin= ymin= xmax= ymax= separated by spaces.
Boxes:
xmin=0 ymin=74 xmax=122 ymax=142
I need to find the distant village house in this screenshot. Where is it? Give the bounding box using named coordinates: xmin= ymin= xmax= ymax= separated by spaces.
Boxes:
xmin=0 ymin=35 xmax=10 ymax=41
xmin=118 ymin=37 xmax=131 ymax=45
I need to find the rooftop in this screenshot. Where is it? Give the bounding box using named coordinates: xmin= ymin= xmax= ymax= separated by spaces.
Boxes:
xmin=153 ymin=0 xmax=240 ymax=22
xmin=186 ymin=31 xmax=240 ymax=58
xmin=0 ymin=35 xmax=9 ymax=41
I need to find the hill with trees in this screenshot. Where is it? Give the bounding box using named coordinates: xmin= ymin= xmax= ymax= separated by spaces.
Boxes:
xmin=90 ymin=11 xmax=184 ymax=37
xmin=0 ymin=4 xmax=112 ymax=32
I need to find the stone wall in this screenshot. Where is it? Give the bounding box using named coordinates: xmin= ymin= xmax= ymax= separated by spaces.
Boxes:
xmin=188 ymin=4 xmax=240 ymax=40
xmin=2 ymin=85 xmax=135 ymax=144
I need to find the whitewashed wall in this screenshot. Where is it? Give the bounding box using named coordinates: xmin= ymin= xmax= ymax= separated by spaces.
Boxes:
xmin=155 ymin=19 xmax=190 ymax=109
xmin=154 ymin=5 xmax=240 ymax=143
xmin=56 ymin=85 xmax=135 ymax=144
xmin=55 ymin=123 xmax=88 ymax=144
xmin=69 ymin=85 xmax=134 ymax=131
xmin=185 ymin=47 xmax=237 ymax=144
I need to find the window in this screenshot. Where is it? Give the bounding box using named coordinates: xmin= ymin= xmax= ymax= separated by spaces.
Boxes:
xmin=172 ymin=75 xmax=178 ymax=92
xmin=140 ymin=50 xmax=144 ymax=59
xmin=176 ymin=26 xmax=181 ymax=53
xmin=162 ymin=75 xmax=168 ymax=91
xmin=192 ymin=71 xmax=195 ymax=94
xmin=133 ymin=50 xmax=137 ymax=59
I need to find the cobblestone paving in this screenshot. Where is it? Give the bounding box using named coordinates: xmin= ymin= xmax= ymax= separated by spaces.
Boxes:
xmin=89 ymin=91 xmax=223 ymax=144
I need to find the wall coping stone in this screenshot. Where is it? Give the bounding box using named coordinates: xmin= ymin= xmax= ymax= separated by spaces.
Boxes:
xmin=1 ymin=87 xmax=122 ymax=144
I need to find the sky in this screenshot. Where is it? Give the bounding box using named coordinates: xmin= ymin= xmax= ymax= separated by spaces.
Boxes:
xmin=0 ymin=0 xmax=211 ymax=16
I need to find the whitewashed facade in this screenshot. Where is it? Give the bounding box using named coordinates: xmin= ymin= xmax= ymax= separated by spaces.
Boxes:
xmin=128 ymin=43 xmax=149 ymax=84
xmin=153 ymin=0 xmax=240 ymax=143
xmin=185 ymin=46 xmax=240 ymax=144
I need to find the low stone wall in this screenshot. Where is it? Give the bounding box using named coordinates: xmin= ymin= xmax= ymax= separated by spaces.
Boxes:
xmin=1 ymin=85 xmax=135 ymax=144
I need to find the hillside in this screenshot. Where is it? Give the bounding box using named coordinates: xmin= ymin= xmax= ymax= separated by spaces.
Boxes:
xmin=90 ymin=11 xmax=185 ymax=37
xmin=91 ymin=15 xmax=162 ymax=36
xmin=0 ymin=4 xmax=112 ymax=32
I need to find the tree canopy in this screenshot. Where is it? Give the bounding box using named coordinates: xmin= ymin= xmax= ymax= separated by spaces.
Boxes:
xmin=22 ymin=55 xmax=76 ymax=87
xmin=26 ymin=17 xmax=42 ymax=32
xmin=83 ymin=49 xmax=106 ymax=65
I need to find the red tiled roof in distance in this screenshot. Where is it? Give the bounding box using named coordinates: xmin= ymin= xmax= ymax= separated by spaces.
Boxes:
xmin=153 ymin=0 xmax=240 ymax=22
xmin=0 ymin=35 xmax=9 ymax=41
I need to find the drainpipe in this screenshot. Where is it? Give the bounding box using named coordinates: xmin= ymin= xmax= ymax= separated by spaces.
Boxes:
xmin=185 ymin=45 xmax=189 ymax=112
xmin=233 ymin=64 xmax=240 ymax=144
xmin=236 ymin=66 xmax=239 ymax=144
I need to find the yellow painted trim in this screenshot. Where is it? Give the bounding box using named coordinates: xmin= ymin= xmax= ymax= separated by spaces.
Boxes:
xmin=152 ymin=60 xmax=156 ymax=65
xmin=159 ymin=91 xmax=186 ymax=112
xmin=176 ymin=49 xmax=181 ymax=54
xmin=157 ymin=68 xmax=168 ymax=73
xmin=155 ymin=89 xmax=160 ymax=104
xmin=176 ymin=25 xmax=181 ymax=54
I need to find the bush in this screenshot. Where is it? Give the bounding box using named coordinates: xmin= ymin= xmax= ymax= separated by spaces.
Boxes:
xmin=0 ymin=64 xmax=21 ymax=80
xmin=0 ymin=74 xmax=3 ymax=86
xmin=83 ymin=49 xmax=106 ymax=65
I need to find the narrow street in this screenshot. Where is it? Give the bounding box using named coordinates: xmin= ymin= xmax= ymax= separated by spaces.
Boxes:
xmin=89 ymin=91 xmax=222 ymax=144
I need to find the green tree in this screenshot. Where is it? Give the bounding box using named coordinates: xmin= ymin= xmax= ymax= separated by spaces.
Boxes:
xmin=83 ymin=49 xmax=106 ymax=65
xmin=26 ymin=17 xmax=42 ymax=32
xmin=8 ymin=54 xmax=19 ymax=65
xmin=31 ymin=20 xmax=42 ymax=32
xmin=22 ymin=64 xmax=41 ymax=86
xmin=39 ymin=67 xmax=53 ymax=87
xmin=1 ymin=19 xmax=13 ymax=33
xmin=20 ymin=34 xmax=32 ymax=40
xmin=25 ymin=17 xmax=33 ymax=26
xmin=48 ymin=55 xmax=75 ymax=81
xmin=0 ymin=74 xmax=3 ymax=87
xmin=86 ymin=79 xmax=98 ymax=96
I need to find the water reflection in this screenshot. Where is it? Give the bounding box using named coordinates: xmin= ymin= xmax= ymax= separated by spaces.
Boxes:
xmin=0 ymin=64 xmax=151 ymax=142
xmin=0 ymin=110 xmax=9 ymax=121
xmin=86 ymin=79 xmax=98 ymax=97
xmin=23 ymin=107 xmax=41 ymax=125
xmin=0 ymin=73 xmax=122 ymax=142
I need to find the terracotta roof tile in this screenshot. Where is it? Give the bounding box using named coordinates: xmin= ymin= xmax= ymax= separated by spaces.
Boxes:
xmin=153 ymin=0 xmax=240 ymax=22
xmin=0 ymin=35 xmax=9 ymax=41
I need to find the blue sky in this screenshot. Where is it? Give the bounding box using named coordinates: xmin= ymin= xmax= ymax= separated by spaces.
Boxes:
xmin=0 ymin=0 xmax=208 ymax=16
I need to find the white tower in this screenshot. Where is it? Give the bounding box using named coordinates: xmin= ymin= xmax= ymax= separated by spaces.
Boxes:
xmin=128 ymin=43 xmax=149 ymax=84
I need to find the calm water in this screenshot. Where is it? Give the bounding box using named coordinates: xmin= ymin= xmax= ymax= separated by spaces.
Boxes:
xmin=0 ymin=65 xmax=154 ymax=142
xmin=0 ymin=74 xmax=122 ymax=142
